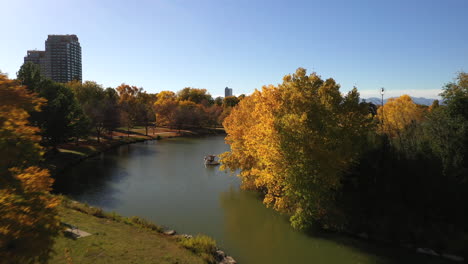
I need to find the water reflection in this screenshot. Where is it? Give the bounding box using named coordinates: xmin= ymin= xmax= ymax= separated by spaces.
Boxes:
xmin=55 ymin=136 xmax=451 ymax=264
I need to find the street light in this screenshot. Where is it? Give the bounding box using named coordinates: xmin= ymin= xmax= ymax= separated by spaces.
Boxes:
xmin=380 ymin=87 xmax=385 ymax=106
xmin=380 ymin=87 xmax=385 ymax=125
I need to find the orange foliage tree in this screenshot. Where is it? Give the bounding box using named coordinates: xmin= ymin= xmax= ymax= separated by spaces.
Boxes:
xmin=221 ymin=68 xmax=374 ymax=230
xmin=0 ymin=73 xmax=61 ymax=263
xmin=377 ymin=94 xmax=425 ymax=138
xmin=154 ymin=91 xmax=178 ymax=127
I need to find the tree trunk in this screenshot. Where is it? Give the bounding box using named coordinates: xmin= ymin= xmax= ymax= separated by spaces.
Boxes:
xmin=96 ymin=128 xmax=100 ymax=143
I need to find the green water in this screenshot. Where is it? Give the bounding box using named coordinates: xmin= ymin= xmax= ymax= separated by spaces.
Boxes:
xmin=56 ymin=136 xmax=451 ymax=264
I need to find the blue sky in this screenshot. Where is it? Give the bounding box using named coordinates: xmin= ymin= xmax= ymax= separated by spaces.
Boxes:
xmin=1 ymin=0 xmax=467 ymax=98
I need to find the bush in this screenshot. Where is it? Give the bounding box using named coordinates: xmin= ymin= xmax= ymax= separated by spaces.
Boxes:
xmin=129 ymin=216 xmax=162 ymax=232
xmin=60 ymin=197 xmax=163 ymax=232
xmin=179 ymin=235 xmax=217 ymax=263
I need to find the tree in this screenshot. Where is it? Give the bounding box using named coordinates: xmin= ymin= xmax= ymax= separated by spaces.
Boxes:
xmin=0 ymin=73 xmax=61 ymax=263
xmin=214 ymin=96 xmax=223 ymax=106
xmin=39 ymin=80 xmax=88 ymax=145
xmin=223 ymin=96 xmax=240 ymax=108
xmin=376 ymin=95 xmax=424 ymax=138
xmin=16 ymin=62 xmax=44 ymax=92
xmin=220 ymin=86 xmax=284 ymax=198
xmin=67 ymin=81 xmax=106 ymax=142
xmin=136 ymin=92 xmax=156 ymax=136
xmin=116 ymin=84 xmax=141 ymax=137
xmin=375 ymin=95 xmax=426 ymax=156
xmin=102 ymin=88 xmax=121 ymax=138
xmin=173 ymin=100 xmax=203 ymax=130
xmin=17 ymin=63 xmax=88 ymax=146
xmin=221 ymin=68 xmax=373 ymax=230
xmin=425 ymin=72 xmax=468 ymax=181
xmin=204 ymin=104 xmax=223 ymax=128
xmin=177 ymin=87 xmax=214 ymax=106
xmin=154 ymin=91 xmax=178 ymax=128
xmin=441 ymin=72 xmax=468 ymax=119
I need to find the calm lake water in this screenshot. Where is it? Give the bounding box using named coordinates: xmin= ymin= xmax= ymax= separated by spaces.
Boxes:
xmin=55 ymin=136 xmax=451 ymax=264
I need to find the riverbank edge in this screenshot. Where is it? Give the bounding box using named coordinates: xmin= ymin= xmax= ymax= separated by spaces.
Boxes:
xmin=57 ymin=196 xmax=236 ymax=264
xmin=49 ymin=128 xmax=238 ymax=264
xmin=334 ymin=227 xmax=465 ymax=262
xmin=47 ymin=127 xmax=226 ymax=179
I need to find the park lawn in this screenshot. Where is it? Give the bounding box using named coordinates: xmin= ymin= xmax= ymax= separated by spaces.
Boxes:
xmin=49 ymin=205 xmax=206 ymax=264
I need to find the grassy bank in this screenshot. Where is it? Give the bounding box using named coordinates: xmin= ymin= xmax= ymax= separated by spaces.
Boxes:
xmin=51 ymin=197 xmax=216 ymax=264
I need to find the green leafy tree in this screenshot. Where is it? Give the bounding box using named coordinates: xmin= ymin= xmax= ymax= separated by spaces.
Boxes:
xmin=17 ymin=63 xmax=88 ymax=146
xmin=116 ymin=84 xmax=142 ymax=137
xmin=214 ymin=96 xmax=223 ymax=106
xmin=67 ymin=81 xmax=110 ymax=142
xmin=177 ymin=87 xmax=214 ymax=106
xmin=223 ymin=96 xmax=240 ymax=108
xmin=426 ymin=72 xmax=468 ymax=181
xmin=16 ymin=62 xmax=44 ymax=92
xmin=136 ymin=92 xmax=156 ymax=136
xmin=39 ymin=80 xmax=88 ymax=145
xmin=102 ymin=88 xmax=121 ymax=138
xmin=441 ymin=72 xmax=468 ymax=119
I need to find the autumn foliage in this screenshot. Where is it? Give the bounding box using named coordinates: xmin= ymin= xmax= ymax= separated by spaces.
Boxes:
xmin=0 ymin=73 xmax=61 ymax=262
xmin=221 ymin=68 xmax=374 ymax=229
xmin=221 ymin=69 xmax=468 ymax=253
xmin=153 ymin=87 xmax=231 ymax=129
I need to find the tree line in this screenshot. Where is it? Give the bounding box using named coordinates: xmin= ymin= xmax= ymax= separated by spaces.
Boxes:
xmin=0 ymin=62 xmax=242 ymax=262
xmin=16 ymin=62 xmax=242 ymax=146
xmin=220 ymin=68 xmax=468 ymax=255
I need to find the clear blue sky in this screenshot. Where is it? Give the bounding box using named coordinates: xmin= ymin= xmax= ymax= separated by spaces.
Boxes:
xmin=1 ymin=0 xmax=467 ymax=98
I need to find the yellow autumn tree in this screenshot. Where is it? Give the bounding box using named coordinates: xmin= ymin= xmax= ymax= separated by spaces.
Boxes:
xmin=377 ymin=94 xmax=425 ymax=137
xmin=154 ymin=91 xmax=178 ymax=127
xmin=221 ymin=68 xmax=374 ymax=230
xmin=276 ymin=69 xmax=373 ymax=229
xmin=0 ymin=73 xmax=61 ymax=263
xmin=220 ymin=85 xmax=288 ymax=211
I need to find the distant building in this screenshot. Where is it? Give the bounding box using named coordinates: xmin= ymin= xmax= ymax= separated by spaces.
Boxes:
xmin=24 ymin=34 xmax=82 ymax=83
xmin=225 ymin=87 xmax=233 ymax=97
xmin=24 ymin=50 xmax=47 ymax=74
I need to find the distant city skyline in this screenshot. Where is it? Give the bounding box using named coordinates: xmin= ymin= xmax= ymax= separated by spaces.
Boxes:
xmin=224 ymin=87 xmax=233 ymax=97
xmin=24 ymin=35 xmax=82 ymax=83
xmin=1 ymin=0 xmax=467 ymax=99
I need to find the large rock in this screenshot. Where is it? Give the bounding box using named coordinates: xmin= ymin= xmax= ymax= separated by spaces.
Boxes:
xmin=164 ymin=230 xmax=176 ymax=236
xmin=215 ymin=250 xmax=226 ymax=261
xmin=416 ymin=248 xmax=439 ymax=256
xmin=441 ymin=253 xmax=464 ymax=262
xmin=219 ymin=256 xmax=237 ymax=264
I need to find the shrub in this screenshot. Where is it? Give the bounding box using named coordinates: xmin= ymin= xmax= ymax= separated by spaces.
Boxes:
xmin=179 ymin=235 xmax=216 ymax=263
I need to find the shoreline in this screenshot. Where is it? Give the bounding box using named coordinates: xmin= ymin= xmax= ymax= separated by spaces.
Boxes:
xmin=47 ymin=127 xmax=225 ymax=180
xmin=48 ymin=127 xmax=236 ymax=264
xmin=54 ymin=197 xmax=232 ymax=264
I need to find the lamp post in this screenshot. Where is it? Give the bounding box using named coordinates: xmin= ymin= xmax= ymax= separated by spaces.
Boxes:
xmin=379 ymin=87 xmax=386 ymax=186
xmin=380 ymin=87 xmax=385 ymax=125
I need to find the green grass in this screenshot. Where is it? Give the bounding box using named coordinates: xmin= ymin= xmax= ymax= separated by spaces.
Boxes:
xmin=50 ymin=199 xmax=207 ymax=264
xmin=58 ymin=148 xmax=88 ymax=156
xmin=178 ymin=235 xmax=217 ymax=264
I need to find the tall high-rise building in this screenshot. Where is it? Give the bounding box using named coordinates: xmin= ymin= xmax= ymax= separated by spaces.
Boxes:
xmin=24 ymin=50 xmax=47 ymax=74
xmin=225 ymin=87 xmax=233 ymax=97
xmin=24 ymin=34 xmax=82 ymax=83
